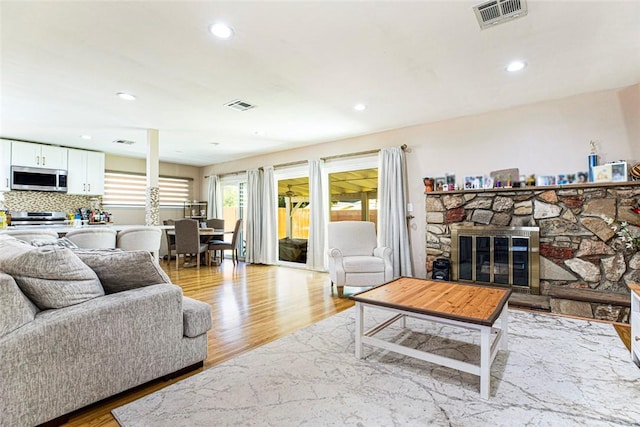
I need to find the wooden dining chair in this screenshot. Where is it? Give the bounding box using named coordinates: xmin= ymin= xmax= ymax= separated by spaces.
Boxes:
xmin=208 ymin=219 xmax=242 ymax=265
xmin=174 ymin=219 xmax=209 ymax=269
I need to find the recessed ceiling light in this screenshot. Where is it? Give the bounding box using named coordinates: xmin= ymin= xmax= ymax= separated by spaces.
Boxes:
xmin=253 ymin=130 xmax=265 ymax=137
xmin=209 ymin=22 xmax=234 ymax=39
xmin=506 ymin=60 xmax=527 ymax=72
xmin=80 ymin=135 xmax=92 ymax=140
xmin=116 ymin=92 xmax=136 ymax=101
xmin=354 ymin=103 xmax=367 ymax=111
xmin=210 ymin=142 xmax=220 ymax=146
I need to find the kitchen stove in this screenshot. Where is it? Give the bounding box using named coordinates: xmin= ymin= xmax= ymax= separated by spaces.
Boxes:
xmin=9 ymin=211 xmax=68 ymax=226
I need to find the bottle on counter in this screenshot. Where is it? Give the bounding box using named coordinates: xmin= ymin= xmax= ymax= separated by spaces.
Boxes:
xmin=0 ymin=211 xmax=6 ymax=229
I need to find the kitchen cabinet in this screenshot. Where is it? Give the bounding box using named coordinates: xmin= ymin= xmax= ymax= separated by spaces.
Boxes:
xmin=0 ymin=140 xmax=10 ymax=191
xmin=11 ymin=141 xmax=68 ymax=170
xmin=67 ymin=149 xmax=105 ymax=195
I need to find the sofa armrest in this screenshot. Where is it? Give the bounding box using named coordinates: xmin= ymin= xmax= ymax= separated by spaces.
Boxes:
xmin=328 ymin=248 xmax=343 ymax=258
xmin=373 ymin=246 xmax=392 ymax=260
xmin=182 ymin=297 xmax=212 ymax=338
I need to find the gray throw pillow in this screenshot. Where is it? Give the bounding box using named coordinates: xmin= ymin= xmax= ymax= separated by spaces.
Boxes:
xmin=2 ymin=246 xmax=104 ymax=310
xmin=0 ymin=234 xmax=36 ymax=264
xmin=74 ymin=249 xmax=172 ymax=294
xmin=0 ymin=272 xmax=39 ymax=337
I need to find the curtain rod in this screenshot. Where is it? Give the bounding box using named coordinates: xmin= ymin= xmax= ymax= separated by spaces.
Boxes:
xmin=204 ymin=144 xmax=408 ymax=178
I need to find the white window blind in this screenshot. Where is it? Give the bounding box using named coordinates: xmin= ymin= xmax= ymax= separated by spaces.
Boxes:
xmin=103 ymin=172 xmax=192 ymax=207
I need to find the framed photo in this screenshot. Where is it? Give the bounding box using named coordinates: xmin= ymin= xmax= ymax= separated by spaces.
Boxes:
xmin=435 ymin=177 xmax=446 ymax=191
xmin=464 ymin=175 xmax=483 ymax=189
xmin=592 ymin=164 xmax=612 ymax=182
xmin=536 ymin=175 xmax=556 ymax=186
xmin=577 ymin=171 xmax=589 ymax=183
xmin=610 ymin=161 xmax=627 ymax=182
xmin=566 ymin=173 xmax=577 ymax=184
xmin=556 ymin=174 xmax=569 ymax=185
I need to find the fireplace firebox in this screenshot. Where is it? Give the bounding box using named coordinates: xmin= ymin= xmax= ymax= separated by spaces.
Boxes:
xmin=451 ymin=226 xmax=540 ymax=295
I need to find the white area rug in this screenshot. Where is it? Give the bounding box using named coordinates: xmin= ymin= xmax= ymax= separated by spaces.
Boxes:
xmin=113 ymin=308 xmax=640 ymax=426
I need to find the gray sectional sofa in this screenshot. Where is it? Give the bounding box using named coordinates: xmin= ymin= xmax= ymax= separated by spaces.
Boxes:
xmin=0 ymin=235 xmax=212 ymax=427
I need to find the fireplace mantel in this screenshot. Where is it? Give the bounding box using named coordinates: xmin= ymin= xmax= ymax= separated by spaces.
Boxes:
xmin=425 ymin=181 xmax=640 ymax=322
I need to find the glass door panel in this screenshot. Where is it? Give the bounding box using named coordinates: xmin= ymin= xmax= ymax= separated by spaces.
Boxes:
xmin=493 ymin=237 xmax=510 ymax=284
xmin=512 ymin=237 xmax=530 ymax=286
xmin=329 ymin=168 xmax=378 ymax=225
xmin=277 ymin=177 xmax=309 ymax=264
xmin=476 ymin=236 xmax=491 ymax=282
xmin=458 ymin=236 xmax=473 ymax=280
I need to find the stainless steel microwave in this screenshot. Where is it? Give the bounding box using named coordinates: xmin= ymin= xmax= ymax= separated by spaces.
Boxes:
xmin=11 ymin=166 xmax=68 ymax=192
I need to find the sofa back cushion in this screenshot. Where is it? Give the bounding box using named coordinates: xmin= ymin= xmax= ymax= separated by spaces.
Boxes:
xmin=0 ymin=245 xmax=104 ymax=310
xmin=74 ymin=249 xmax=171 ymax=293
xmin=0 ymin=272 xmax=39 ymax=337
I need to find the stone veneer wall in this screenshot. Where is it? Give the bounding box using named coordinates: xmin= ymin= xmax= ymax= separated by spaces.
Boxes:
xmin=425 ymin=182 xmax=640 ymax=321
xmin=2 ymin=191 xmax=101 ymax=213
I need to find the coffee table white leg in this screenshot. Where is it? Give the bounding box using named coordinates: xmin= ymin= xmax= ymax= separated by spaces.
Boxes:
xmin=355 ymin=302 xmax=364 ymax=359
xmin=480 ymin=327 xmax=490 ymax=399
xmin=501 ymin=304 xmax=509 ymax=351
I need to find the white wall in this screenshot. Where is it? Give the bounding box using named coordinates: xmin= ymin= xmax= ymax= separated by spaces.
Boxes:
xmin=201 ymin=84 xmax=640 ymax=278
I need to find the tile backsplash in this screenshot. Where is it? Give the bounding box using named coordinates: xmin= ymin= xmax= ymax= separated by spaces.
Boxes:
xmin=1 ymin=191 xmax=101 ymax=212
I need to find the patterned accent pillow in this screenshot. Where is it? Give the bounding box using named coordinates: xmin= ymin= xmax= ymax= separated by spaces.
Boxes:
xmin=1 ymin=246 xmax=104 ymax=310
xmin=0 ymin=272 xmax=39 ymax=337
xmin=73 ymin=249 xmax=172 ymax=294
xmin=31 ymin=237 xmax=79 ymax=249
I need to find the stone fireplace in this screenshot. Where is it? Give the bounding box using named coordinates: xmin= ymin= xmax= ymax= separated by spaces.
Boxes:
xmin=451 ymin=225 xmax=540 ymax=294
xmin=425 ymin=182 xmax=640 ymax=322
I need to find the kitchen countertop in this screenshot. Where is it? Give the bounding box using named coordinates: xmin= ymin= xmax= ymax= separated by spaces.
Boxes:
xmin=0 ymin=224 xmax=169 ymax=234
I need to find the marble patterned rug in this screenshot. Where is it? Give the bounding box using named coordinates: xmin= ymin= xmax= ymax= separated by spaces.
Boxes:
xmin=112 ymin=308 xmax=640 ymax=426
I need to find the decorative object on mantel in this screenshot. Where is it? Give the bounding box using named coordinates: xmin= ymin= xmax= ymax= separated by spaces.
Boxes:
xmin=631 ymin=163 xmax=640 ymax=180
xmin=490 ymin=168 xmax=519 ymax=188
xmin=423 ymin=177 xmax=434 ymax=192
xmin=588 ymin=140 xmax=598 ymax=182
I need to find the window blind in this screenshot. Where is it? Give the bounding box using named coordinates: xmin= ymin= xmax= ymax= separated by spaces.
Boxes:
xmin=103 ymin=172 xmax=191 ymax=207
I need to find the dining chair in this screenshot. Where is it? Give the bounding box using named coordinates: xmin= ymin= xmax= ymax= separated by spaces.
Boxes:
xmin=205 ymin=218 xmax=225 ymax=260
xmin=116 ymin=227 xmax=162 ymax=261
xmin=3 ymin=229 xmax=59 ymax=244
xmin=174 ymin=219 xmax=209 ymax=270
xmin=208 ymin=219 xmax=242 ymax=265
xmin=163 ymin=219 xmax=176 ymax=267
xmin=65 ymin=228 xmax=117 ymax=249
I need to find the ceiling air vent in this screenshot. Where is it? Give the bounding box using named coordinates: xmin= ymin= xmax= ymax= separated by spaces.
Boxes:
xmin=112 ymin=139 xmax=135 ymax=145
xmin=473 ymin=0 xmax=527 ymax=30
xmin=224 ymin=99 xmax=256 ymax=112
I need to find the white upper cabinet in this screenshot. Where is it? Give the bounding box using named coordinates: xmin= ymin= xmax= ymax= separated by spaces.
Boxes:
xmin=0 ymin=140 xmax=11 ymax=191
xmin=11 ymin=141 xmax=68 ymax=170
xmin=67 ymin=149 xmax=105 ymax=195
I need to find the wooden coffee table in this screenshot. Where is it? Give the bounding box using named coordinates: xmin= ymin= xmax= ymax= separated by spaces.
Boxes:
xmin=351 ymin=277 xmax=511 ymax=398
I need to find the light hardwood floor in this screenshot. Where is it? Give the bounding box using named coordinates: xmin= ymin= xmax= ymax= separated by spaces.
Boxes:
xmin=58 ymin=260 xmax=632 ymax=426
xmin=62 ymin=260 xmax=354 ymax=427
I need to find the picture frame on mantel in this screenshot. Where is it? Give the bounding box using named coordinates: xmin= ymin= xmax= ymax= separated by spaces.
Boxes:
xmin=592 ymin=164 xmax=612 ymax=183
xmin=610 ymin=161 xmax=628 ymax=182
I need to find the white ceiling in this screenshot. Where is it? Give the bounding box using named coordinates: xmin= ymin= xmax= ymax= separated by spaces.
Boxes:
xmin=1 ymin=1 xmax=639 ymax=167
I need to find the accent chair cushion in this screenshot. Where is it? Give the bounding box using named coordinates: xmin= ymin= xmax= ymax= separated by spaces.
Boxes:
xmin=0 ymin=246 xmax=104 ymax=310
xmin=0 ymin=272 xmax=39 ymax=337
xmin=74 ymin=249 xmax=172 ymax=294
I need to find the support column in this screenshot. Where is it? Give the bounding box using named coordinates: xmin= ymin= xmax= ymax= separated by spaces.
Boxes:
xmin=146 ymin=129 xmax=160 ymax=226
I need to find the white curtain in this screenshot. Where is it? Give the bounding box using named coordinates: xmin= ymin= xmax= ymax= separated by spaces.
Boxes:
xmin=245 ymin=169 xmax=262 ymax=263
xmin=207 ymin=175 xmax=222 ymax=219
xmin=261 ymin=166 xmax=278 ymax=265
xmin=245 ymin=167 xmax=277 ymax=264
xmin=306 ymin=159 xmax=326 ymax=271
xmin=378 ymin=146 xmax=413 ymax=277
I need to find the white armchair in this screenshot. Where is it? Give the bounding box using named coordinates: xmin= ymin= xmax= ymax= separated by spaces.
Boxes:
xmin=327 ymin=221 xmax=393 ymax=297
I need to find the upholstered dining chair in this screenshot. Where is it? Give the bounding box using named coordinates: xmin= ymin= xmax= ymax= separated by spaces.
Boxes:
xmin=174 ymin=219 xmax=209 ymax=270
xmin=116 ymin=227 xmax=163 ymax=261
xmin=205 ymin=218 xmax=225 ymax=261
xmin=207 ymin=219 xmax=242 ymax=265
xmin=327 ymin=221 xmax=393 ymax=297
xmin=163 ymin=219 xmax=176 ymax=267
xmin=3 ymin=229 xmax=59 ymax=244
xmin=65 ymin=228 xmax=117 ymax=249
